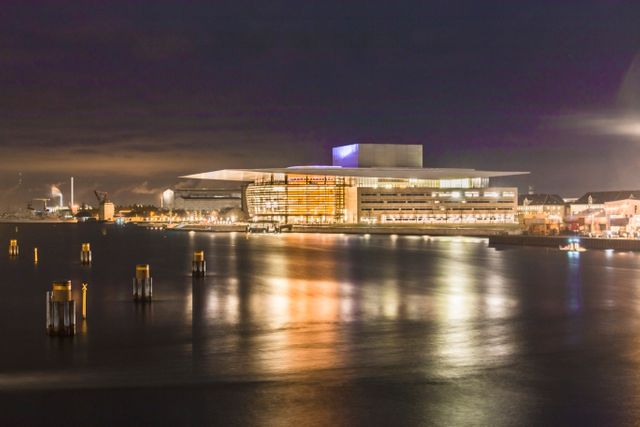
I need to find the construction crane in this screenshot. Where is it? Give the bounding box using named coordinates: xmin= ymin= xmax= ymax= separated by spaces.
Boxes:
xmin=94 ymin=190 xmax=109 ymax=205
xmin=94 ymin=190 xmax=115 ymax=221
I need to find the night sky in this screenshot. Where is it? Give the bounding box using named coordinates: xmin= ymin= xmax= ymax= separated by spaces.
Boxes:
xmin=1 ymin=1 xmax=640 ymax=208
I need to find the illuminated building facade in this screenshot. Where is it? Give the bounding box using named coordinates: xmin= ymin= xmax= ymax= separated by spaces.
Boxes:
xmin=517 ymin=193 xmax=566 ymax=235
xmin=568 ymin=190 xmax=640 ymax=215
xmin=565 ymin=191 xmax=640 ymax=236
xmin=99 ymin=202 xmax=115 ymax=221
xmin=183 ymin=144 xmax=527 ymax=225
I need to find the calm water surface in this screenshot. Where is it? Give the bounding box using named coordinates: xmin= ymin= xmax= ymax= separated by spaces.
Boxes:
xmin=1 ymin=224 xmax=640 ymax=425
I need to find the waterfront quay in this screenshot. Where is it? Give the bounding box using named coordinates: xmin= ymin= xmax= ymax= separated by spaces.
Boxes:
xmin=289 ymin=223 xmax=520 ymax=236
xmin=489 ymin=234 xmax=640 ymax=251
xmin=168 ymin=222 xmax=521 ymax=236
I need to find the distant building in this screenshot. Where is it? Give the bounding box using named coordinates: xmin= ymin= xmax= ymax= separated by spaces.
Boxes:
xmin=170 ymin=187 xmax=242 ymax=212
xmin=183 ymin=143 xmax=528 ymax=225
xmin=604 ymin=198 xmax=640 ymax=236
xmin=99 ymin=202 xmax=115 ymax=221
xmin=604 ymin=198 xmax=640 ymax=217
xmin=564 ymin=191 xmax=640 ymax=235
xmin=517 ymin=193 xmax=566 ymax=235
xmin=518 ymin=193 xmax=566 ymax=216
xmin=568 ymin=190 xmax=640 ymax=215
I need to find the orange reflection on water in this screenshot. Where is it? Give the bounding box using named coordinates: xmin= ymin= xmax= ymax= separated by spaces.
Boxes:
xmin=254 ymin=276 xmax=343 ymax=375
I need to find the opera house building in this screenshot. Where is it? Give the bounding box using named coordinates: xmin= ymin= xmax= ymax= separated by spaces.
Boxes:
xmin=183 ymin=144 xmax=527 ymax=225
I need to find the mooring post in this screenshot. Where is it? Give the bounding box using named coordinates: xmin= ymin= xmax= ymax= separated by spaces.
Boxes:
xmin=192 ymin=250 xmax=206 ymax=277
xmin=82 ymin=282 xmax=88 ymax=320
xmin=133 ymin=264 xmax=153 ymax=301
xmin=80 ymin=243 xmax=92 ymax=264
xmin=46 ymin=280 xmax=76 ymax=336
xmin=9 ymin=239 xmax=18 ymax=257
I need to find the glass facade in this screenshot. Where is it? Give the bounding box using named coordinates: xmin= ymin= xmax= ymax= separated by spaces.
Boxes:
xmin=246 ymin=175 xmax=346 ymax=224
xmin=245 ymin=174 xmax=518 ymax=225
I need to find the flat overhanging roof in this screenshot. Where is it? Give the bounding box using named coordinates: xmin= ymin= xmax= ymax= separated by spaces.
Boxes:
xmin=181 ymin=166 xmax=529 ymax=181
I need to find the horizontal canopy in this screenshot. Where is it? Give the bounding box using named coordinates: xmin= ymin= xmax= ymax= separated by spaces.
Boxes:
xmin=181 ymin=166 xmax=529 ymax=181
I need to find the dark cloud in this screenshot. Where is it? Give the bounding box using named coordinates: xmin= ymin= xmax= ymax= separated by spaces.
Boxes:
xmin=1 ymin=1 xmax=640 ymax=208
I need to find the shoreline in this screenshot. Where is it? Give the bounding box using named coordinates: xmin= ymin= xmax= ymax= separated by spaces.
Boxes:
xmin=166 ymin=224 xmax=640 ymax=250
xmin=0 ymin=219 xmax=78 ymax=224
xmin=289 ymin=224 xmax=518 ymax=236
xmin=489 ymin=234 xmax=640 ymax=251
xmin=167 ymin=223 xmax=521 ymax=236
xmin=9 ymin=222 xmax=637 ymax=250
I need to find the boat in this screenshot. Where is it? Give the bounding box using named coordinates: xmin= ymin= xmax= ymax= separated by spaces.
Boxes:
xmin=559 ymin=238 xmax=586 ymax=252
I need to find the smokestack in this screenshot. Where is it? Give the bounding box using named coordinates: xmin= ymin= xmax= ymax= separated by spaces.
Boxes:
xmin=71 ymin=177 xmax=74 ymax=207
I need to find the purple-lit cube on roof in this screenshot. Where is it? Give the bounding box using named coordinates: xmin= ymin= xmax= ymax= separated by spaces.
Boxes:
xmin=332 ymin=143 xmax=423 ymax=168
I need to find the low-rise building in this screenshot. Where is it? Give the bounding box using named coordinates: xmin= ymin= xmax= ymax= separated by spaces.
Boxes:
xmin=518 ymin=193 xmax=566 ymax=216
xmin=565 ymin=191 xmax=640 ymax=235
xmin=568 ymin=190 xmax=640 ymax=215
xmin=99 ymin=202 xmax=115 ymax=221
xmin=604 ymin=198 xmax=640 ymax=236
xmin=517 ymin=193 xmax=565 ymax=235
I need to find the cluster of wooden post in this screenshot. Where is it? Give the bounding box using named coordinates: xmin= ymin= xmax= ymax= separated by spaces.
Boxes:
xmin=46 ymin=280 xmax=88 ymax=336
xmin=8 ymin=239 xmax=18 ymax=257
xmin=133 ymin=264 xmax=153 ymax=301
xmin=6 ymin=239 xmax=210 ymax=336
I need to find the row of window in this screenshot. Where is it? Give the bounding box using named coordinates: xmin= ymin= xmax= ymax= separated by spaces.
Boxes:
xmin=361 ymin=200 xmax=515 ymax=205
xmin=361 ymin=207 xmax=515 ymax=212
xmin=367 ymin=215 xmax=517 ymax=224
xmin=360 ymin=191 xmax=516 ymax=198
xmin=354 ymin=177 xmax=490 ymax=189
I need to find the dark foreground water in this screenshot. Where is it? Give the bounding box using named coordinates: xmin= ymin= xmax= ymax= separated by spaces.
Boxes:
xmin=1 ymin=224 xmax=640 ymax=425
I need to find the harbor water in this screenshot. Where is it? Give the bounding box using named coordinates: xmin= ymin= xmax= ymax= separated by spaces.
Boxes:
xmin=1 ymin=224 xmax=640 ymax=425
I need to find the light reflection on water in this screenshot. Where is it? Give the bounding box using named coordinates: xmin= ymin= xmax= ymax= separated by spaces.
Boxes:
xmin=3 ymin=225 xmax=640 ymax=424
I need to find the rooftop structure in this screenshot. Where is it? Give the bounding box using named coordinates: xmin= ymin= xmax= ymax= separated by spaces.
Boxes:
xmin=518 ymin=193 xmax=565 ymax=206
xmin=182 ymin=143 xmax=528 ymax=225
xmin=184 ymin=166 xmax=523 ymax=183
xmin=332 ymin=143 xmax=423 ymax=168
xmin=574 ymin=190 xmax=640 ymax=205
